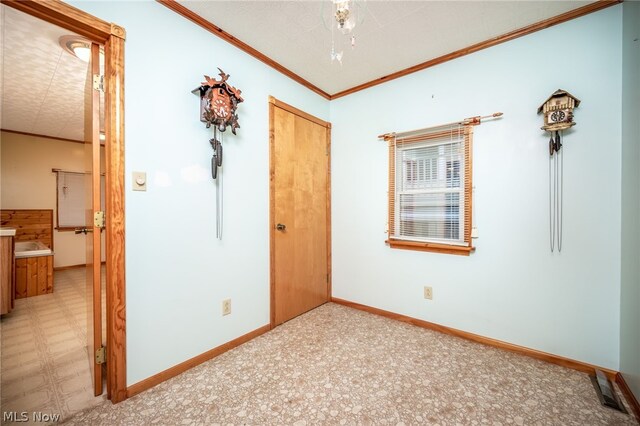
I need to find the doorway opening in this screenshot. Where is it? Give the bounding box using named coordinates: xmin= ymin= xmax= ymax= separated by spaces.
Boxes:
xmin=2 ymin=1 xmax=127 ymax=411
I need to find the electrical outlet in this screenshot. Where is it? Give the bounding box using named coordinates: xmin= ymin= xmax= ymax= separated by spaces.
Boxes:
xmin=424 ymin=286 xmax=433 ymax=300
xmin=222 ymin=299 xmax=231 ymax=316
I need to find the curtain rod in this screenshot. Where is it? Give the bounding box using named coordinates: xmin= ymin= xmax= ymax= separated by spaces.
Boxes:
xmin=378 ymin=112 xmax=503 ymax=140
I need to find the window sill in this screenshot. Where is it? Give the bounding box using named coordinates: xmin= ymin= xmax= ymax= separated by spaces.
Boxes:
xmin=386 ymin=239 xmax=474 ymax=256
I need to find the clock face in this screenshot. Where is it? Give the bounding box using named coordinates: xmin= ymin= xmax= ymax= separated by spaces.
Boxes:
xmin=549 ymin=110 xmax=567 ymax=123
xmin=210 ymin=88 xmax=232 ymax=119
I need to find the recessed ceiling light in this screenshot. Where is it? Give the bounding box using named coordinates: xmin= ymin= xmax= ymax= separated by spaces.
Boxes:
xmin=59 ymin=35 xmax=101 ymax=62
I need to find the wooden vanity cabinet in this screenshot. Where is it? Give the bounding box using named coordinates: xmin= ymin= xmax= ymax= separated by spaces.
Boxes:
xmin=0 ymin=235 xmax=15 ymax=315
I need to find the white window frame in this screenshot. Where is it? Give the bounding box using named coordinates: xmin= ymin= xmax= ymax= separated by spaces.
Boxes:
xmin=394 ymin=138 xmax=466 ymax=246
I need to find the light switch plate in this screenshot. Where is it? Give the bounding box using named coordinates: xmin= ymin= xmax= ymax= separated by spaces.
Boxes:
xmin=132 ymin=171 xmax=147 ymax=191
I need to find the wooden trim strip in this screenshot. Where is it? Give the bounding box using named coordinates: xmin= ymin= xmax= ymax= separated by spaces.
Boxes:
xmin=89 ymin=41 xmax=104 ymax=397
xmin=156 ymin=0 xmax=330 ymax=100
xmin=326 ymin=114 xmax=333 ymax=303
xmin=331 ymin=0 xmax=622 ymax=99
xmin=616 ymin=373 xmax=640 ymax=422
xmin=269 ymin=101 xmax=277 ymax=328
xmin=105 ymin=31 xmax=127 ymax=403
xmin=126 ymin=324 xmax=271 ymax=398
xmin=268 ymin=96 xmax=331 ymax=129
xmin=331 ymin=297 xmax=619 ymax=381
xmin=387 ymin=239 xmax=474 ymax=256
xmin=1 ymin=129 xmax=85 ymax=144
xmin=0 ymin=0 xmax=112 ymax=42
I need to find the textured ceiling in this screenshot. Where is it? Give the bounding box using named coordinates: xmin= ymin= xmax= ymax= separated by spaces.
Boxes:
xmin=177 ymin=0 xmax=592 ymax=95
xmin=0 ymin=1 xmax=595 ymax=140
xmin=1 ymin=5 xmax=103 ymax=142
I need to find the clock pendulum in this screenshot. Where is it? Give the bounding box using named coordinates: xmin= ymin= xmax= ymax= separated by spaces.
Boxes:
xmin=538 ymin=90 xmax=580 ymax=253
xmin=192 ymin=68 xmax=243 ymax=240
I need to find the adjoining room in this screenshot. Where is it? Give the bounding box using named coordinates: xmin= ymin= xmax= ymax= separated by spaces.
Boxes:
xmin=1 ymin=5 xmax=107 ymax=418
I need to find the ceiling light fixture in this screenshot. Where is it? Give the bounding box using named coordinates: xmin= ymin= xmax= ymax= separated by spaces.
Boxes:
xmin=328 ymin=0 xmax=364 ymax=65
xmin=59 ymin=35 xmax=101 ymax=63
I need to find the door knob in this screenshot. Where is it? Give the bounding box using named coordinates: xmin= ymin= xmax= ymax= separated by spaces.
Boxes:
xmin=276 ymin=223 xmax=286 ymax=231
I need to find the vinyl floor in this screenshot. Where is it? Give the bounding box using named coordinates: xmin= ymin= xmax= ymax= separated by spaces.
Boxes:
xmin=1 ymin=267 xmax=105 ymax=424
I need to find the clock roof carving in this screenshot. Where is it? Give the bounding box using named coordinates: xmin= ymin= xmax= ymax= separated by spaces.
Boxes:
xmin=537 ymin=89 xmax=581 ymax=113
xmin=192 ymin=68 xmax=243 ymax=134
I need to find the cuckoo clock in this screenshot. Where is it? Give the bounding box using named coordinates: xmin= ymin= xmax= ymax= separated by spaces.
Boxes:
xmin=538 ymin=89 xmax=580 ymax=132
xmin=192 ymin=68 xmax=243 ymax=134
xmin=538 ymin=89 xmax=580 ymax=254
xmin=192 ymin=68 xmax=244 ymax=240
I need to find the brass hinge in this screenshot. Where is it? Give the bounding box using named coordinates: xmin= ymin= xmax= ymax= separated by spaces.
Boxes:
xmin=94 ymin=211 xmax=105 ymax=229
xmin=93 ymin=74 xmax=104 ymax=92
xmin=95 ymin=346 xmax=106 ymax=365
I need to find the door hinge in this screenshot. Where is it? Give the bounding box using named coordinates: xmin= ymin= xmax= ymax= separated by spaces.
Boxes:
xmin=94 ymin=211 xmax=105 ymax=229
xmin=95 ymin=346 xmax=106 ymax=365
xmin=93 ymin=74 xmax=104 ymax=92
xmin=327 ymin=273 xmax=329 ymax=283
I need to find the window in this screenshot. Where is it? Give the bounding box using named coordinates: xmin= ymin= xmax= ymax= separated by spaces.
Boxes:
xmin=55 ymin=170 xmax=105 ymax=230
xmin=387 ymin=123 xmax=474 ymax=255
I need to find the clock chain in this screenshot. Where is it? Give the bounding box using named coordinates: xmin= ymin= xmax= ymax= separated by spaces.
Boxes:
xmin=549 ymin=130 xmax=563 ymax=253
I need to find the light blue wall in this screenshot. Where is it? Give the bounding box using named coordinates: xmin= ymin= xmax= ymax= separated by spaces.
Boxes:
xmin=330 ymin=6 xmax=623 ymax=369
xmin=67 ymin=1 xmax=628 ymax=383
xmin=69 ymin=1 xmax=329 ymax=385
xmin=620 ymin=0 xmax=640 ymax=400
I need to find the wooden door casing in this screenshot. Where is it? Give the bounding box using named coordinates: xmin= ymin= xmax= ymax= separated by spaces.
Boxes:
xmin=269 ymin=97 xmax=331 ymax=327
xmin=1 ymin=0 xmax=128 ymax=403
xmin=85 ymin=42 xmax=103 ymax=397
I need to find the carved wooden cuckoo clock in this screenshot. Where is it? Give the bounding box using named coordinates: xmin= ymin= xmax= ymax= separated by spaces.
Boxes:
xmin=192 ymin=68 xmax=244 ymax=240
xmin=193 ymin=68 xmax=243 ymax=134
xmin=538 ymin=89 xmax=580 ymax=253
xmin=538 ymin=89 xmax=580 ymax=140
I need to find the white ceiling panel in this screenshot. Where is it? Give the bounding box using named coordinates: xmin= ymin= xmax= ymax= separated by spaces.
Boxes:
xmin=1 ymin=5 xmax=91 ymax=141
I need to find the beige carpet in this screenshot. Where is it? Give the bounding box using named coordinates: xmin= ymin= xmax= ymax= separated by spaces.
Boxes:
xmin=63 ymin=303 xmax=637 ymax=425
xmin=1 ymin=268 xmax=106 ymax=424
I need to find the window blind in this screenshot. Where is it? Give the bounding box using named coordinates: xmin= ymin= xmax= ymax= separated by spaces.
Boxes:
xmin=56 ymin=170 xmax=105 ymax=228
xmin=389 ymin=123 xmax=472 ymax=246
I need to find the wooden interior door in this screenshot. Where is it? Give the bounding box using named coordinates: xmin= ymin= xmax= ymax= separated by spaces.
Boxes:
xmin=270 ymin=98 xmax=331 ymax=327
xmin=85 ymin=42 xmax=103 ymax=396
